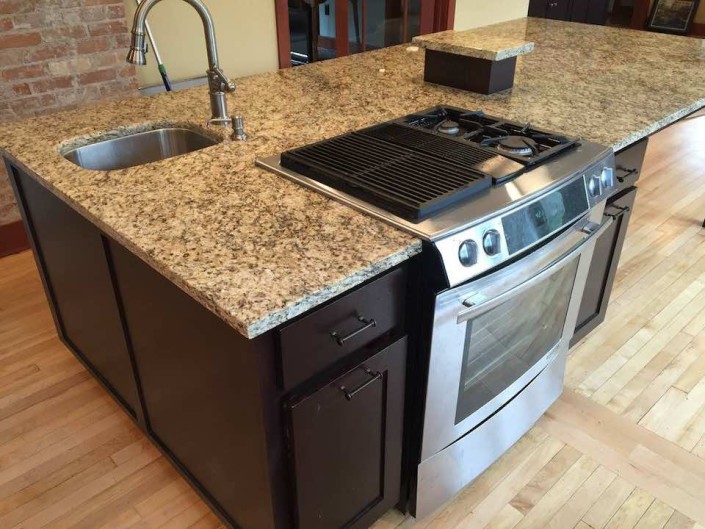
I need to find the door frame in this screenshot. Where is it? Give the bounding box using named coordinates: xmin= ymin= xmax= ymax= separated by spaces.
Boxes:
xmin=274 ymin=0 xmax=455 ymax=69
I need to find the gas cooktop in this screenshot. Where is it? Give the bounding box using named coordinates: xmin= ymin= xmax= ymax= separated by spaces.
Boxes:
xmin=274 ymin=106 xmax=579 ymax=222
xmin=256 ymin=106 xmax=612 ymax=242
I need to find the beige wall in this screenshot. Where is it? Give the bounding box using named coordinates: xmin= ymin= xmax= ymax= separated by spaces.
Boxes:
xmin=123 ymin=0 xmax=279 ymax=88
xmin=453 ymin=0 xmax=530 ymax=30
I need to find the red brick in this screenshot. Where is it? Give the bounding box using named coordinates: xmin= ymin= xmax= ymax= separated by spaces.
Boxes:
xmin=91 ymin=50 xmax=121 ymax=68
xmin=11 ymin=11 xmax=53 ymax=30
xmin=26 ymin=43 xmax=73 ymax=62
xmin=106 ymin=4 xmax=124 ymax=19
xmin=0 ymin=17 xmax=12 ymax=31
xmin=10 ymin=93 xmax=57 ymax=115
xmin=1 ymin=63 xmax=47 ymax=81
xmin=0 ymin=0 xmax=34 ymax=15
xmin=0 ymin=32 xmax=41 ymax=49
xmin=0 ymin=48 xmax=27 ymax=67
xmin=77 ymin=36 xmax=110 ymax=54
xmin=88 ymin=20 xmax=126 ymax=36
xmin=113 ymin=33 xmax=130 ymax=48
xmin=42 ymin=26 xmax=88 ymax=41
xmin=11 ymin=83 xmax=30 ymax=96
xmin=61 ymin=6 xmax=107 ymax=25
xmin=77 ymin=68 xmax=116 ymax=85
xmin=31 ymin=76 xmax=74 ymax=93
xmin=118 ymin=64 xmax=136 ymax=79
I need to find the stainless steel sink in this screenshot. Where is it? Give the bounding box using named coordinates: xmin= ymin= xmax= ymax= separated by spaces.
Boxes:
xmin=62 ymin=127 xmax=219 ymax=171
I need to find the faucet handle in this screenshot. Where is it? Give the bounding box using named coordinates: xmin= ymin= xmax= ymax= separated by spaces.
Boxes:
xmin=209 ymin=67 xmax=236 ymax=93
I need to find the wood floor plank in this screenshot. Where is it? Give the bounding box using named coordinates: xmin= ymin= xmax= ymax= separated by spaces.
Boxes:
xmin=581 ymin=476 xmax=636 ymax=529
xmin=508 ymin=444 xmax=582 ymax=516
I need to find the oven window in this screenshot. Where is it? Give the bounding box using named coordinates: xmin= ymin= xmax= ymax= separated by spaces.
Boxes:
xmin=455 ymin=259 xmax=579 ymax=424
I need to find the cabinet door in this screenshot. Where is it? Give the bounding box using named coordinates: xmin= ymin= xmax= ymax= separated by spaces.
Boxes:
xmin=108 ymin=241 xmax=280 ymax=529
xmin=585 ymin=0 xmax=610 ymax=24
xmin=528 ymin=0 xmax=548 ymax=17
xmin=546 ymin=0 xmax=572 ymax=20
xmin=571 ymin=187 xmax=637 ymax=345
xmin=286 ymin=337 xmax=407 ymax=529
xmin=10 ymin=166 xmax=141 ymax=418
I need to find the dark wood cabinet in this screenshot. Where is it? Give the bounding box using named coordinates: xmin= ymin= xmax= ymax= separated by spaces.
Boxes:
xmin=571 ymin=138 xmax=647 ymax=345
xmin=547 ymin=0 xmax=573 ymax=21
xmin=6 ymin=160 xmax=411 ymax=529
xmin=285 ymin=337 xmax=407 ymax=529
xmin=528 ymin=0 xmax=609 ymax=24
xmin=8 ymin=164 xmax=142 ymax=419
xmin=572 ymin=186 xmax=637 ymax=345
xmin=278 ymin=267 xmax=406 ymax=391
xmin=108 ymin=241 xmax=283 ymax=529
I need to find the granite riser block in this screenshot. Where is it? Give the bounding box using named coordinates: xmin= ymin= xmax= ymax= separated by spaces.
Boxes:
xmin=424 ymin=49 xmax=517 ymax=95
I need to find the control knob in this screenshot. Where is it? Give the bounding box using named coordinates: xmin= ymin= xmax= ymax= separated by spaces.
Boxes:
xmin=458 ymin=240 xmax=478 ymax=267
xmin=587 ymin=175 xmax=602 ymax=197
xmin=482 ymin=229 xmax=501 ymax=256
xmin=600 ymin=167 xmax=615 ymax=188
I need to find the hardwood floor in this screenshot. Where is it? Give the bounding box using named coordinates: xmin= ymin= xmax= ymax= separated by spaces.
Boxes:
xmin=2 ymin=112 xmax=705 ymax=528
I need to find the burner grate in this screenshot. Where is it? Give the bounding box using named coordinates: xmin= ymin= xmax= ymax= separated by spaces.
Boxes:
xmin=281 ymin=132 xmax=490 ymax=220
xmin=363 ymin=123 xmax=498 ymax=169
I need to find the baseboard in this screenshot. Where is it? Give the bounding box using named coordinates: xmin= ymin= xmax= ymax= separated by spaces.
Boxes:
xmin=0 ymin=220 xmax=29 ymax=258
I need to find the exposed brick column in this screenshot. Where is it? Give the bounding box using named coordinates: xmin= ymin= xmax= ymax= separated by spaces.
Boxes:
xmin=0 ymin=0 xmax=139 ymax=227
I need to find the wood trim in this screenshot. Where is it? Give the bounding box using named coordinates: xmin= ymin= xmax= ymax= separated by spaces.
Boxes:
xmin=335 ymin=0 xmax=350 ymax=56
xmin=0 ymin=220 xmax=29 ymax=258
xmin=402 ymin=0 xmax=409 ymax=42
xmin=362 ymin=0 xmax=367 ymax=51
xmin=274 ymin=0 xmax=292 ymax=69
xmin=420 ymin=0 xmax=436 ymax=34
xmin=689 ymin=22 xmax=705 ymax=36
xmin=631 ymin=0 xmax=651 ymax=29
xmin=433 ymin=0 xmax=455 ymax=32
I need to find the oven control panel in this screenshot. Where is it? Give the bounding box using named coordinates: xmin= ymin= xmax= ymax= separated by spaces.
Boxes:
xmin=436 ymin=157 xmax=615 ymax=287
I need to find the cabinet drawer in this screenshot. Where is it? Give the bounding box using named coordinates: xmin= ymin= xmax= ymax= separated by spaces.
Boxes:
xmin=278 ymin=267 xmax=406 ymax=390
xmin=285 ymin=336 xmax=407 ymax=529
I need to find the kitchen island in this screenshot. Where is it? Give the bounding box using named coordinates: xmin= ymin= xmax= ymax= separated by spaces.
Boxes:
xmin=2 ymin=17 xmax=705 ymax=529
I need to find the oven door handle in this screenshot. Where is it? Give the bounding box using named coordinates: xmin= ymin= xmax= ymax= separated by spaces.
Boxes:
xmin=456 ymin=216 xmax=614 ymax=324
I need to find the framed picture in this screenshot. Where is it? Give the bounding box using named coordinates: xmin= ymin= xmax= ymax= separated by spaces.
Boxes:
xmin=647 ymin=0 xmax=701 ymax=35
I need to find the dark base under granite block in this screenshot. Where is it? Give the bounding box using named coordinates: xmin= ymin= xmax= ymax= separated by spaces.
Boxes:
xmin=423 ymin=49 xmax=517 ymax=95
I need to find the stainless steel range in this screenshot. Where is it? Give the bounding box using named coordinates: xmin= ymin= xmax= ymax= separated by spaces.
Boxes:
xmin=257 ymin=105 xmax=615 ymax=518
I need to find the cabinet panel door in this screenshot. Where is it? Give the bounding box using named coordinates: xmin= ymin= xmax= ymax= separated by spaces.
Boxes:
xmin=571 ymin=187 xmax=637 ymax=345
xmin=571 ymin=0 xmax=590 ymax=22
xmin=11 ymin=167 xmax=141 ymax=417
xmin=108 ymin=241 xmax=278 ymax=529
xmin=528 ymin=0 xmax=548 ymax=17
xmin=286 ymin=337 xmax=407 ymax=529
xmin=585 ymin=0 xmax=610 ymax=24
xmin=546 ymin=0 xmax=572 ymax=20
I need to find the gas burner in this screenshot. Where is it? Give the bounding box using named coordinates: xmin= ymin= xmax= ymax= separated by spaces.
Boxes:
xmin=495 ymin=136 xmax=538 ymax=156
xmin=437 ymin=120 xmax=460 ymax=135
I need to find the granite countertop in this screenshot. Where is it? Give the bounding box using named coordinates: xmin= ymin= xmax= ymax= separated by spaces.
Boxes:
xmin=2 ymin=17 xmax=705 ymax=339
xmin=413 ymin=26 xmax=534 ymax=60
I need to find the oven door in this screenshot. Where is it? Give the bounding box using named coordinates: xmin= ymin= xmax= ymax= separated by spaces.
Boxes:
xmin=420 ymin=213 xmax=613 ymax=460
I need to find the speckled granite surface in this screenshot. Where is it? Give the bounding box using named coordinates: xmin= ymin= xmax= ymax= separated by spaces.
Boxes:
xmin=2 ymin=17 xmax=705 ymax=338
xmin=413 ymin=26 xmax=534 ymax=60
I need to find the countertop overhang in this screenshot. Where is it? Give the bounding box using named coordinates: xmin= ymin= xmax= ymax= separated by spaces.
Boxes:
xmin=2 ymin=17 xmax=705 ymax=339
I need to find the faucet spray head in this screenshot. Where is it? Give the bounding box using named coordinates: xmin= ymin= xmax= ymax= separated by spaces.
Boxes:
xmin=126 ymin=31 xmax=147 ymax=65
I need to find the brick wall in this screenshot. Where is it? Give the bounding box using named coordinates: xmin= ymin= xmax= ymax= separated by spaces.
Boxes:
xmin=0 ymin=0 xmax=138 ymax=227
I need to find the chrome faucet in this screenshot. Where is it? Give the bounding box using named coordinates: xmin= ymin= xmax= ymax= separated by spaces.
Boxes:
xmin=127 ymin=0 xmax=237 ymax=129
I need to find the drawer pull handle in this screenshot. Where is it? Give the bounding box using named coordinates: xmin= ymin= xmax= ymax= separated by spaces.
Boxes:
xmin=330 ymin=316 xmax=377 ymax=346
xmin=605 ymin=205 xmax=631 ymax=219
xmin=339 ymin=368 xmax=382 ymax=400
